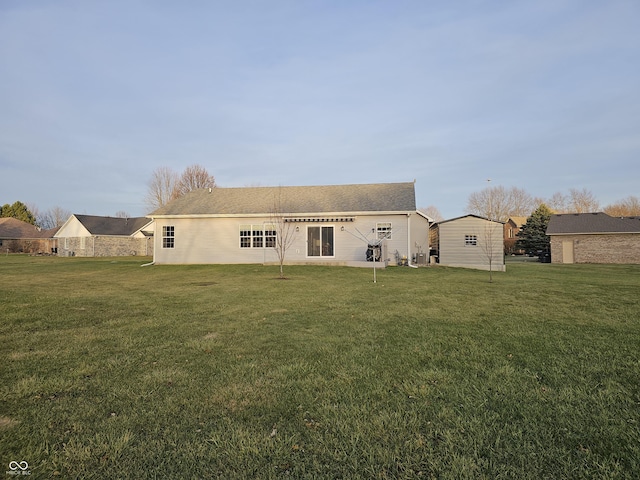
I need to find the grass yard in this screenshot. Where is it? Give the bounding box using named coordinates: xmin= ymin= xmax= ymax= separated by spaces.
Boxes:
xmin=1 ymin=256 xmax=639 ymax=479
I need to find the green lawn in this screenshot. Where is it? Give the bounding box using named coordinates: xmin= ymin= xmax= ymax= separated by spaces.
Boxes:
xmin=1 ymin=256 xmax=639 ymax=479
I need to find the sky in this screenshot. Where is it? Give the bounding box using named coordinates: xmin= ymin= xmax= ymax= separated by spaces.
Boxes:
xmin=1 ymin=0 xmax=639 ymax=220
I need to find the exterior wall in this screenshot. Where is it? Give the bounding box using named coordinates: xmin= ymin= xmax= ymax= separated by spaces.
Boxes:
xmin=58 ymin=236 xmax=153 ymax=257
xmin=409 ymin=213 xmax=430 ymax=264
xmin=0 ymin=238 xmax=58 ymax=254
xmin=152 ymin=214 xmax=420 ymax=265
xmin=438 ymin=217 xmax=505 ymax=271
xmin=503 ymin=219 xmax=524 ymax=254
xmin=56 ymin=217 xmax=91 ymax=238
xmin=550 ymin=234 xmax=640 ymax=264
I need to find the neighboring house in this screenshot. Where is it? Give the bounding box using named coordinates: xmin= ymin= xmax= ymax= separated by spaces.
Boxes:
xmin=0 ymin=217 xmax=58 ymax=254
xmin=55 ymin=215 xmax=154 ymax=257
xmin=147 ymin=182 xmax=430 ymax=266
xmin=430 ymin=214 xmax=505 ymax=271
xmin=504 ymin=216 xmax=527 ymax=254
xmin=546 ymin=212 xmax=640 ymax=264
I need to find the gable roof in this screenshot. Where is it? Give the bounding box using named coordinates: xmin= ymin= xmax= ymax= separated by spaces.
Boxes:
xmin=435 ymin=214 xmax=505 ymax=225
xmin=0 ymin=217 xmax=59 ymax=239
xmin=73 ymin=215 xmax=152 ymax=236
xmin=506 ymin=216 xmax=527 ymax=227
xmin=150 ymin=182 xmax=417 ymax=217
xmin=546 ymin=212 xmax=640 ymax=235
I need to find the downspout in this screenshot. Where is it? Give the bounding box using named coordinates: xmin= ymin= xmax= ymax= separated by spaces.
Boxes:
xmin=141 ymin=223 xmax=156 ymax=266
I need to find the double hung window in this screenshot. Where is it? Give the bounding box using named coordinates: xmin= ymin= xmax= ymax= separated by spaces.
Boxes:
xmin=376 ymin=222 xmax=392 ymax=240
xmin=163 ymin=226 xmax=175 ymax=248
xmin=240 ymin=224 xmax=277 ymax=248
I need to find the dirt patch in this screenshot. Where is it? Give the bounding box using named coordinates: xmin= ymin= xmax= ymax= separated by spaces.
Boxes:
xmin=0 ymin=416 xmax=19 ymax=430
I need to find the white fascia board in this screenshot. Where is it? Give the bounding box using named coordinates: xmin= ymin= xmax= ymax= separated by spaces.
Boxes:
xmin=148 ymin=211 xmax=413 ymax=219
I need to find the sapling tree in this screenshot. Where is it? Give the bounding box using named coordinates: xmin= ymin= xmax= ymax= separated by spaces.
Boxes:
xmin=270 ymin=189 xmax=297 ymax=279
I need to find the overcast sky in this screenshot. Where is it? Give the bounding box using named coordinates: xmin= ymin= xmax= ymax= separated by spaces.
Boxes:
xmin=1 ymin=0 xmax=638 ymax=219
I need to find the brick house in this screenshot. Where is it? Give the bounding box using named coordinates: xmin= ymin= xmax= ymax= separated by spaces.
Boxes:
xmin=504 ymin=216 xmax=526 ymax=255
xmin=0 ymin=217 xmax=59 ymax=254
xmin=55 ymin=215 xmax=154 ymax=257
xmin=546 ymin=213 xmax=640 ymax=264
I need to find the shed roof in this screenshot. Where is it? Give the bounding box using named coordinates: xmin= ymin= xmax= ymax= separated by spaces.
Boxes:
xmin=546 ymin=212 xmax=640 ymax=235
xmin=73 ymin=215 xmax=152 ymax=236
xmin=150 ymin=182 xmax=417 ymax=217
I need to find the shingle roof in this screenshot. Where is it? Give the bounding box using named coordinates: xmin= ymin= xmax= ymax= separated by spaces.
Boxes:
xmin=546 ymin=212 xmax=640 ymax=235
xmin=507 ymin=216 xmax=527 ymax=227
xmin=0 ymin=218 xmax=58 ymax=239
xmin=74 ymin=215 xmax=152 ymax=236
xmin=436 ymin=214 xmax=505 ymax=225
xmin=150 ymin=182 xmax=417 ymax=216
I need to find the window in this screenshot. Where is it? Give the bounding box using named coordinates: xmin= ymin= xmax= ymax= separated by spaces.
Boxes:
xmin=80 ymin=237 xmax=86 ymax=249
xmin=308 ymin=226 xmax=334 ymax=257
xmin=240 ymin=224 xmax=276 ymax=248
xmin=265 ymin=224 xmax=276 ymax=248
xmin=465 ymin=234 xmax=477 ymax=246
xmin=252 ymin=225 xmax=264 ymax=248
xmin=377 ymin=222 xmax=392 ymax=240
xmin=163 ymin=226 xmax=175 ymax=248
xmin=240 ymin=225 xmax=252 ymax=248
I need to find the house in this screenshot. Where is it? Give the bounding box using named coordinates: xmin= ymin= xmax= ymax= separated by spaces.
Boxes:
xmin=504 ymin=216 xmax=527 ymax=255
xmin=546 ymin=212 xmax=640 ymax=264
xmin=147 ymin=182 xmax=430 ymax=266
xmin=430 ymin=214 xmax=505 ymax=271
xmin=0 ymin=217 xmax=59 ymax=254
xmin=55 ymin=215 xmax=154 ymax=257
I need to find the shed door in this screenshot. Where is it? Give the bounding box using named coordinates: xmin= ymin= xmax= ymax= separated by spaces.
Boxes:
xmin=562 ymin=241 xmax=574 ymax=264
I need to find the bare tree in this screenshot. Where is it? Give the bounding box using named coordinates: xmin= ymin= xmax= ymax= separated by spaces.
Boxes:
xmin=270 ymin=189 xmax=298 ymax=279
xmin=546 ymin=192 xmax=568 ymax=213
xmin=545 ymin=189 xmax=599 ymax=213
xmin=30 ymin=204 xmax=71 ymax=230
xmin=467 ymin=186 xmax=535 ymax=221
xmin=145 ymin=167 xmax=179 ymax=212
xmin=418 ymin=205 xmax=444 ymax=222
xmin=508 ymin=187 xmax=536 ymax=217
xmin=477 ymin=219 xmax=502 ymax=283
xmin=568 ymin=188 xmax=600 ymax=213
xmin=175 ymin=164 xmax=216 ymax=197
xmin=115 ymin=210 xmax=130 ymax=218
xmin=603 ymin=196 xmax=640 ymax=216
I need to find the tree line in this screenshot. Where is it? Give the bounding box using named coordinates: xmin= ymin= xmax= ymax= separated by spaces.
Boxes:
xmin=465 ymin=186 xmax=639 ymax=221
xmin=5 ymin=171 xmax=637 ymax=231
xmin=1 ymin=164 xmax=216 ymax=230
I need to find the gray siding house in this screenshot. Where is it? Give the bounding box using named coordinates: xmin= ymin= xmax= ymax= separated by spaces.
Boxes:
xmin=55 ymin=215 xmax=154 ymax=257
xmin=431 ymin=214 xmax=505 ymax=271
xmin=547 ymin=213 xmax=640 ymax=264
xmin=147 ymin=182 xmax=430 ymax=266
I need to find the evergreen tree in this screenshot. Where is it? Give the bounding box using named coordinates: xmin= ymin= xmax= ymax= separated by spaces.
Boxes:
xmin=516 ymin=204 xmax=552 ymax=254
xmin=0 ymin=201 xmax=36 ymax=225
